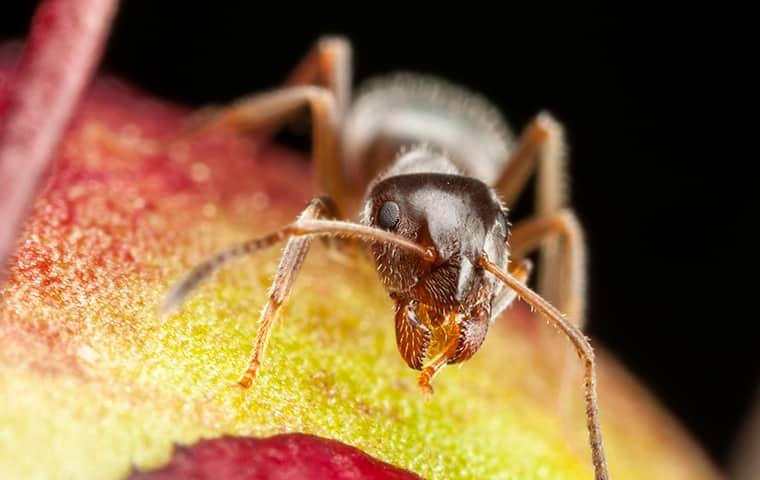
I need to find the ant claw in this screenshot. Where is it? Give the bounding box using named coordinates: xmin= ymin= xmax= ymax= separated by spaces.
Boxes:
xmin=417 ymin=370 xmax=435 ymax=401
xmin=238 ymin=366 xmax=259 ymax=389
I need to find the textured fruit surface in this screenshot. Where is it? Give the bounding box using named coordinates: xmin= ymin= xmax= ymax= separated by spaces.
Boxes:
xmin=0 ymin=59 xmax=723 ymax=479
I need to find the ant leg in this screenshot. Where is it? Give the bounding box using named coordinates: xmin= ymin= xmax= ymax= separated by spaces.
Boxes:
xmin=509 ymin=209 xmax=586 ymax=326
xmin=509 ymin=259 xmax=533 ymax=283
xmin=197 ymin=87 xmax=348 ymax=208
xmin=282 ymin=36 xmax=352 ymax=118
xmin=479 ymin=255 xmax=609 ymax=480
xmin=238 ymin=196 xmax=338 ymax=388
xmin=494 ymin=114 xmax=583 ymax=326
xmin=219 ymin=35 xmax=351 ymax=138
xmin=492 ymin=259 xmax=533 ymax=319
xmin=181 ymin=36 xmax=352 ymax=209
xmin=495 ymin=113 xmax=566 ymax=209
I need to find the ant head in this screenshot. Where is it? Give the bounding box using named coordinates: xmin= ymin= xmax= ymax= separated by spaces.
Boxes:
xmin=361 ymin=149 xmax=510 ymax=311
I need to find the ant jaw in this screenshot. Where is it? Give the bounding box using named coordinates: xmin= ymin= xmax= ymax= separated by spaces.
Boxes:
xmin=238 ymin=376 xmax=254 ymax=389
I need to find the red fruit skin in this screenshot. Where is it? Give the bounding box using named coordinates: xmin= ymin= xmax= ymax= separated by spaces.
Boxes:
xmin=128 ymin=434 xmax=423 ymax=480
xmin=0 ymin=0 xmax=118 ymax=280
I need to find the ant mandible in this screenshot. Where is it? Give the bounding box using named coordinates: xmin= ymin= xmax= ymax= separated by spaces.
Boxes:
xmin=162 ymin=37 xmax=609 ymax=480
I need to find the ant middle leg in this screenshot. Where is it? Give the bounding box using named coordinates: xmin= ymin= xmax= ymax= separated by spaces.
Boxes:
xmin=494 ymin=114 xmax=588 ymax=328
xmin=509 ymin=209 xmax=586 ymax=327
xmin=238 ymin=196 xmax=338 ymax=388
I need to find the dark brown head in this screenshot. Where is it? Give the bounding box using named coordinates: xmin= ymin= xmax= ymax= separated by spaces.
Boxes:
xmin=363 ymin=172 xmax=509 ymax=309
xmin=361 ymin=149 xmax=510 ymax=319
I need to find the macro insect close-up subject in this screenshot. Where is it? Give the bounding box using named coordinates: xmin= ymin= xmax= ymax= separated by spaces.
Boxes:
xmin=162 ymin=37 xmax=609 ymax=479
xmin=3 ymin=3 xmax=747 ymax=480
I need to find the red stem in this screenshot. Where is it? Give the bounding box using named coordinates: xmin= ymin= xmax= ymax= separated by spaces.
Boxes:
xmin=0 ymin=0 xmax=119 ymax=281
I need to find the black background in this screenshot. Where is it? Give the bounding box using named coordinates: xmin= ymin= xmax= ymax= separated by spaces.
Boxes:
xmin=2 ymin=2 xmax=755 ymax=472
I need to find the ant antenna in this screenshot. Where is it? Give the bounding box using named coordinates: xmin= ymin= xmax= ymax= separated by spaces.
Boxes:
xmin=479 ymin=254 xmax=608 ymax=480
xmin=160 ymin=219 xmax=437 ymax=316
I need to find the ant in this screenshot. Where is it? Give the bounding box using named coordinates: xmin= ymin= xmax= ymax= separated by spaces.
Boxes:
xmin=161 ymin=37 xmax=609 ymax=479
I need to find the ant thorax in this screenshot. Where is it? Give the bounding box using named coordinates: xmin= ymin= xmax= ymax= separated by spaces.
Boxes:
xmin=342 ymin=74 xmax=515 ymax=192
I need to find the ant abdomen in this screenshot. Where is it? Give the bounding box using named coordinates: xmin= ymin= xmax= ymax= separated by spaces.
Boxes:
xmin=342 ymin=73 xmax=515 ymax=192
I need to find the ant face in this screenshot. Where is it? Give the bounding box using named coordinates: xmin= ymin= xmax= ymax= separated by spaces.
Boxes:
xmin=362 ymin=151 xmax=510 ymax=313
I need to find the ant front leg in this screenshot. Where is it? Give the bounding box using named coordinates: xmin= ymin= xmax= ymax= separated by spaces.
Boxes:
xmin=494 ymin=114 xmax=588 ymax=327
xmin=238 ymin=196 xmax=338 ymax=388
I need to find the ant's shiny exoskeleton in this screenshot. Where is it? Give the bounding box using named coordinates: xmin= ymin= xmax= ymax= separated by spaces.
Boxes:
xmin=162 ymin=37 xmax=609 ymax=479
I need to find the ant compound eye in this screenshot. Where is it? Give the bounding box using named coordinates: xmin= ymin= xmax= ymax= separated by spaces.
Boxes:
xmin=377 ymin=201 xmax=401 ymax=230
